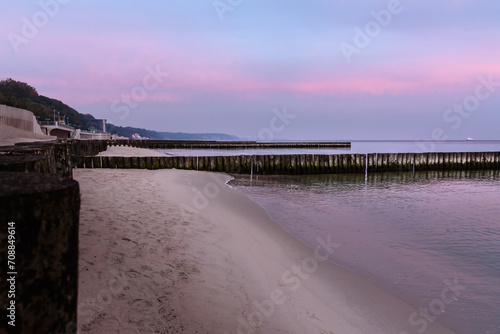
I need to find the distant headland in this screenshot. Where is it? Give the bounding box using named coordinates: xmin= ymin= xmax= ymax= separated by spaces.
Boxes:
xmin=0 ymin=78 xmax=239 ymax=141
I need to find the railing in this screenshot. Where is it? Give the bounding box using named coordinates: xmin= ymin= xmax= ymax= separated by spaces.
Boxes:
xmin=38 ymin=121 xmax=75 ymax=131
xmin=59 ymin=123 xmax=75 ymax=130
xmin=38 ymin=121 xmax=57 ymax=126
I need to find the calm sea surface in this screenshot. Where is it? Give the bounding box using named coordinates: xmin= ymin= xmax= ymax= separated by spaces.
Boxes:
xmin=229 ymin=170 xmax=500 ymax=334
xmin=159 ymin=140 xmax=500 ymax=156
xmin=163 ymin=140 xmax=500 ymax=333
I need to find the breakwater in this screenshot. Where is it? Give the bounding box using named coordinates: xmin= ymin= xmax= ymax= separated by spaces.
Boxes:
xmin=78 ymin=151 xmax=500 ymax=174
xmin=0 ymin=139 xmax=108 ymax=177
xmin=0 ymin=139 xmax=85 ymax=333
xmin=107 ymin=140 xmax=351 ymax=149
xmin=0 ymin=172 xmax=80 ymax=333
xmin=0 ymin=139 xmax=104 ymax=332
xmin=0 ymin=140 xmax=350 ymax=176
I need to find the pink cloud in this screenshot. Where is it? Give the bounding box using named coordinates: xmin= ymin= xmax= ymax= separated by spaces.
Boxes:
xmin=9 ymin=28 xmax=500 ymax=106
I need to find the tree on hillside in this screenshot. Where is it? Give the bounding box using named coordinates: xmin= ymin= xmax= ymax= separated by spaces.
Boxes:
xmin=0 ymin=78 xmax=38 ymax=99
xmin=0 ymin=78 xmax=94 ymax=130
xmin=0 ymin=78 xmax=238 ymax=140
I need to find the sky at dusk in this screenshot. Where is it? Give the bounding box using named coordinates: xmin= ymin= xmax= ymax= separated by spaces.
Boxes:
xmin=1 ymin=0 xmax=500 ymax=140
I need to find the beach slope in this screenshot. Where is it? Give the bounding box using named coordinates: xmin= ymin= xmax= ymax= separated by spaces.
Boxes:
xmin=75 ymin=168 xmax=455 ymax=334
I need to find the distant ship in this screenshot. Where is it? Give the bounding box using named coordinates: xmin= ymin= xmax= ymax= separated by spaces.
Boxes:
xmin=466 ymin=137 xmax=474 ymax=141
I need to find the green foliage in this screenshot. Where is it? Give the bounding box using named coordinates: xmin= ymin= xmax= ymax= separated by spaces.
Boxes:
xmin=1 ymin=78 xmax=239 ymax=140
xmin=106 ymin=123 xmax=238 ymax=140
xmin=0 ymin=92 xmax=6 ymax=105
xmin=0 ymin=78 xmax=38 ymax=98
xmin=0 ymin=78 xmax=94 ymax=130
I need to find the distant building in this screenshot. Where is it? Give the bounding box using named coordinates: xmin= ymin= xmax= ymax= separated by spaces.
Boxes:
xmin=131 ymin=133 xmax=148 ymax=139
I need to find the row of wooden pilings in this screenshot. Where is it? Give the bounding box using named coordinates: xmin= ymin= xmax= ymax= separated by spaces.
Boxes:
xmin=106 ymin=139 xmax=351 ymax=149
xmin=78 ymin=151 xmax=500 ymax=174
xmin=0 ymin=139 xmax=109 ymax=177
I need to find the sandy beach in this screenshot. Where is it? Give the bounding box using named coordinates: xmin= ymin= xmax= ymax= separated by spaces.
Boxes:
xmin=96 ymin=145 xmax=170 ymax=157
xmin=74 ymin=163 xmax=456 ymax=334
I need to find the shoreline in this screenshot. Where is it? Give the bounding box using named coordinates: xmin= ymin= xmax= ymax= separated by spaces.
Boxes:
xmin=96 ymin=145 xmax=170 ymax=157
xmin=75 ymin=168 xmax=456 ymax=333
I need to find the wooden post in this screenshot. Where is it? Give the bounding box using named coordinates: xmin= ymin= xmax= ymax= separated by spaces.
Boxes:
xmin=0 ymin=155 xmax=52 ymax=174
xmin=0 ymin=172 xmax=79 ymax=333
xmin=92 ymin=156 xmax=101 ymax=168
xmin=123 ymin=157 xmax=132 ymax=169
xmin=84 ymin=156 xmax=93 ymax=169
xmin=151 ymin=157 xmax=160 ymax=170
xmin=116 ymin=157 xmax=124 ymax=169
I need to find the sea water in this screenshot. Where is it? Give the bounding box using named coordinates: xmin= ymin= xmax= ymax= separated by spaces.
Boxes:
xmin=229 ymin=170 xmax=500 ymax=334
xmin=160 ymin=140 xmax=500 ymax=156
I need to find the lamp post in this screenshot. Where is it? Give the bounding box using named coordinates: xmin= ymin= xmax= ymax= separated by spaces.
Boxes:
xmin=53 ymin=109 xmax=55 ymax=122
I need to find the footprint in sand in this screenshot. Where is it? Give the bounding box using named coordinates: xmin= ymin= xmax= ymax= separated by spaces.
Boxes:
xmin=111 ymin=252 xmax=125 ymax=265
xmin=121 ymin=237 xmax=139 ymax=246
xmin=177 ymin=271 xmax=188 ymax=281
xmin=80 ymin=258 xmax=94 ymax=266
xmin=125 ymin=269 xmax=142 ymax=278
xmin=140 ymin=264 xmax=153 ymax=272
xmin=128 ymin=301 xmax=153 ymax=324
xmin=115 ymin=293 xmax=127 ymax=300
xmin=130 ymin=298 xmax=153 ymax=309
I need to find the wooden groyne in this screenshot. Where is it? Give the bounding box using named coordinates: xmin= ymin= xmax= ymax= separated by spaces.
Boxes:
xmin=0 ymin=172 xmax=80 ymax=333
xmin=3 ymin=140 xmax=500 ymax=175
xmin=0 ymin=139 xmax=108 ymax=177
xmin=0 ymin=139 xmax=85 ymax=332
xmin=78 ymin=151 xmax=500 ymax=174
xmin=0 ymin=141 xmax=73 ymax=177
xmin=107 ymin=140 xmax=351 ymax=149
xmin=0 ymin=139 xmax=353 ymax=175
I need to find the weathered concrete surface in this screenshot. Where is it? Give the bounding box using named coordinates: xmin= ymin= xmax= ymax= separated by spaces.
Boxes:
xmin=0 ymin=105 xmax=56 ymax=142
xmin=0 ymin=172 xmax=80 ymax=334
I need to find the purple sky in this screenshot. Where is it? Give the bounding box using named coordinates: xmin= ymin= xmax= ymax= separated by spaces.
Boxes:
xmin=2 ymin=0 xmax=500 ymax=140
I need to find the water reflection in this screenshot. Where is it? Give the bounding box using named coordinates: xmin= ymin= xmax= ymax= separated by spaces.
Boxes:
xmin=230 ymin=169 xmax=500 ymax=334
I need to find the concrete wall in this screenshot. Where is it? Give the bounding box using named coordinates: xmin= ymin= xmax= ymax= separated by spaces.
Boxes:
xmin=79 ymin=132 xmax=111 ymax=140
xmin=0 ymin=105 xmax=56 ymax=142
xmin=0 ymin=105 xmax=46 ymax=135
xmin=78 ymin=152 xmax=500 ymax=174
xmin=49 ymin=128 xmax=72 ymax=139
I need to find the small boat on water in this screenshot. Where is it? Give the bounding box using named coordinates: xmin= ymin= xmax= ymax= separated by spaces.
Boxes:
xmin=466 ymin=137 xmax=474 ymax=141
